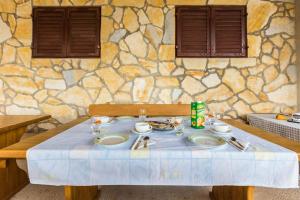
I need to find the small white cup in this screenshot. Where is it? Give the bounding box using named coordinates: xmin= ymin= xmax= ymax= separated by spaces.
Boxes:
xmin=213 ymin=123 xmax=230 ymax=133
xmin=292 ymin=113 xmax=300 ymax=122
xmin=135 ymin=122 xmax=152 ymax=133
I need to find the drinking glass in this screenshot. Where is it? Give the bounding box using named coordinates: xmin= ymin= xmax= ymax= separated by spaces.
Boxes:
xmin=206 ymin=112 xmax=216 ymax=129
xmin=215 ymin=113 xmax=223 ymax=120
xmin=91 ymin=123 xmax=102 ymax=137
xmin=139 ymin=108 xmax=147 ymax=121
xmin=91 ymin=124 xmax=110 ymax=138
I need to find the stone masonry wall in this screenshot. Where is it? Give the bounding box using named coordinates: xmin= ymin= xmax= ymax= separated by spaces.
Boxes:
xmin=0 ymin=0 xmax=297 ymax=129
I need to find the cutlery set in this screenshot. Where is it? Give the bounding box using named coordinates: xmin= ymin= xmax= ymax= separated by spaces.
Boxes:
xmin=226 ymin=137 xmax=249 ymax=151
xmin=130 ymin=134 xmax=250 ymax=152
xmin=131 ymin=135 xmax=153 ymax=150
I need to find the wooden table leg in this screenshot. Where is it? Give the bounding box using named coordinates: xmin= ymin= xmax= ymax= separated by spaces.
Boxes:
xmin=0 ymin=127 xmax=29 ymax=200
xmin=209 ymin=186 xmax=254 ymax=200
xmin=64 ymin=186 xmax=99 ymax=200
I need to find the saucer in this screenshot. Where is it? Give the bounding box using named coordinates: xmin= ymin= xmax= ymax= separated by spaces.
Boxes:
xmin=131 ymin=128 xmax=152 ymax=135
xmin=94 ymin=134 xmax=129 ymax=148
xmin=288 ymin=118 xmax=300 ymax=123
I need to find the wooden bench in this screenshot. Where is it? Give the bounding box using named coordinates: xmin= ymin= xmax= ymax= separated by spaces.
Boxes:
xmin=0 ymin=105 xmax=299 ymax=200
xmin=0 ymin=115 xmax=51 ymax=200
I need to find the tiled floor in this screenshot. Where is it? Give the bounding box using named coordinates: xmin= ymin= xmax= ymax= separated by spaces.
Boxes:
xmin=10 ymin=184 xmax=300 ymax=200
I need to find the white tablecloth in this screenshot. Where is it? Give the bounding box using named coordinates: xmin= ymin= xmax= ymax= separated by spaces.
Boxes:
xmin=27 ymin=118 xmax=299 ymax=188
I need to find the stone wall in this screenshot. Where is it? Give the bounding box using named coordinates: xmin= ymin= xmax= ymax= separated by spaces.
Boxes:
xmin=296 ymin=0 xmax=300 ymax=110
xmin=0 ymin=0 xmax=297 ymax=128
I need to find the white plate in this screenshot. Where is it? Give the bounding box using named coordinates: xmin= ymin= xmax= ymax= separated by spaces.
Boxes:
xmin=105 ymin=118 xmax=116 ymax=125
xmin=94 ymin=134 xmax=129 ymax=147
xmin=209 ymin=128 xmax=232 ymax=136
xmin=187 ymin=134 xmax=227 ymax=149
xmin=131 ymin=128 xmax=152 ymax=135
xmin=116 ymin=116 xmax=136 ymax=120
xmin=91 ymin=117 xmax=116 ymax=125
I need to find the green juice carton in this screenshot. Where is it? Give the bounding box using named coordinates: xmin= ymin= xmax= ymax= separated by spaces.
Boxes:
xmin=191 ymin=101 xmax=206 ymax=129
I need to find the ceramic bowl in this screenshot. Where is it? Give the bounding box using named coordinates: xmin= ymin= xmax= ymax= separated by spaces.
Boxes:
xmin=213 ymin=123 xmax=230 ymax=133
xmin=135 ymin=122 xmax=152 ymax=133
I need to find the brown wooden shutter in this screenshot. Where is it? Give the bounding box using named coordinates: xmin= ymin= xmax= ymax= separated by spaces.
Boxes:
xmin=211 ymin=6 xmax=247 ymax=57
xmin=32 ymin=8 xmax=67 ymax=58
xmin=67 ymin=7 xmax=100 ymax=58
xmin=176 ymin=6 xmax=210 ymax=57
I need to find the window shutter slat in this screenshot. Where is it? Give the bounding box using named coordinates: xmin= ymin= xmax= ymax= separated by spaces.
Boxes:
xmin=176 ymin=7 xmax=210 ymax=57
xmin=211 ymin=6 xmax=247 ymax=57
xmin=32 ymin=8 xmax=67 ymax=58
xmin=67 ymin=7 xmax=100 ymax=58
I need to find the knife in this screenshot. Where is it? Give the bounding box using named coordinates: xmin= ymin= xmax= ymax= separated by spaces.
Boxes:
xmin=131 ymin=135 xmax=143 ymax=150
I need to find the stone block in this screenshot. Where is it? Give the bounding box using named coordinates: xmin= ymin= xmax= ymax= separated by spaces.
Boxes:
xmin=112 ymin=0 xmax=145 ymax=8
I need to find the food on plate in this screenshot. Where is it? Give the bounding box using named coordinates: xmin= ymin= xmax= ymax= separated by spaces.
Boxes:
xmin=275 ymin=114 xmax=289 ymax=120
xmin=147 ymin=121 xmax=175 ymax=131
xmin=167 ymin=117 xmax=183 ymax=125
xmin=94 ymin=119 xmax=102 ymax=124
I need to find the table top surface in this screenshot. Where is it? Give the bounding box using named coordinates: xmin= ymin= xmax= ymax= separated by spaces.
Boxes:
xmin=0 ymin=117 xmax=300 ymax=159
xmin=26 ymin=118 xmax=299 ymax=188
xmin=0 ymin=115 xmax=51 ymax=134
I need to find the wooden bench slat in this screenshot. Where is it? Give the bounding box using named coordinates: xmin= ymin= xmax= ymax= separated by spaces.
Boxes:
xmin=89 ymin=104 xmax=190 ymax=116
xmin=0 ymin=117 xmax=88 ymax=159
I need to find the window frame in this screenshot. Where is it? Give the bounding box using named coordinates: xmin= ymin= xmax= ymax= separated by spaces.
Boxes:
xmin=175 ymin=5 xmax=248 ymax=58
xmin=32 ymin=6 xmax=101 ymax=58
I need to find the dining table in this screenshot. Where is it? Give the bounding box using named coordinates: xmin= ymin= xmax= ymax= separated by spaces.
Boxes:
xmin=0 ymin=115 xmax=51 ymax=200
xmin=0 ymin=104 xmax=299 ymax=200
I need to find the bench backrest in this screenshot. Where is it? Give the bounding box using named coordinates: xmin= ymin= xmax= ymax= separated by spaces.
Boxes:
xmin=89 ymin=104 xmax=190 ymax=116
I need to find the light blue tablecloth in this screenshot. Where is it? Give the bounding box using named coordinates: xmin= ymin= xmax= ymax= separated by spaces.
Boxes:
xmin=27 ymin=118 xmax=299 ymax=188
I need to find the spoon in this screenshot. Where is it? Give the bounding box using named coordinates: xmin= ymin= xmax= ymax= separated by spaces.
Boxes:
xmin=230 ymin=137 xmax=245 ymax=149
xmin=143 ymin=136 xmax=150 ymax=148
